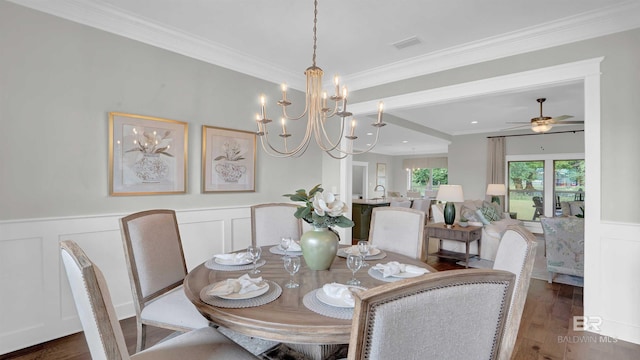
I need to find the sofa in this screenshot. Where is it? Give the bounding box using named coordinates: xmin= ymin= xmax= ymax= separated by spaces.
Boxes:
xmin=559 ymin=200 xmax=585 ymax=217
xmin=431 ymin=200 xmax=523 ymax=261
xmin=540 ymin=216 xmax=584 ymax=282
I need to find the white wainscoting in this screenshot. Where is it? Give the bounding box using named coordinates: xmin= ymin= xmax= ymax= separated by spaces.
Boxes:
xmin=589 ymin=221 xmax=640 ymax=344
xmin=0 ymin=206 xmax=252 ymax=355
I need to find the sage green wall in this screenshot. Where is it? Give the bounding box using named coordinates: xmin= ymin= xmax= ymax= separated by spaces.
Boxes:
xmin=352 ymin=29 xmax=640 ymax=223
xmin=0 ymin=2 xmax=321 ymax=220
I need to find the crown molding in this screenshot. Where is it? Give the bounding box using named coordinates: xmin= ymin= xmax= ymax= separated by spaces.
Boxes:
xmin=344 ymin=1 xmax=640 ymax=90
xmin=9 ymin=0 xmax=639 ymax=92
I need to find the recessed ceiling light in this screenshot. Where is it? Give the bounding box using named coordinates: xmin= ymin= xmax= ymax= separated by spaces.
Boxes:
xmin=471 ymin=121 xmax=478 ymax=124
xmin=366 ymin=143 xmax=371 ymax=146
xmin=367 ymin=132 xmax=373 ymax=136
xmin=402 ymin=140 xmax=409 ymax=143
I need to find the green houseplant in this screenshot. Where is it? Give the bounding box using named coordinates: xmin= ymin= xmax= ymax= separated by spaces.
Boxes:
xmin=284 ymin=184 xmax=354 ymax=270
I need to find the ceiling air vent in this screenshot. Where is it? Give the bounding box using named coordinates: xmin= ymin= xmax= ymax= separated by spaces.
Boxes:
xmin=392 ymin=36 xmax=421 ymax=50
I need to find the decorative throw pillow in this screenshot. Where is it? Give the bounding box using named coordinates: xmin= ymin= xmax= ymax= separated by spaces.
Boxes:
xmin=569 ymin=201 xmax=584 ymax=216
xmin=479 ymin=203 xmax=502 ymax=222
xmin=475 ymin=209 xmax=491 ymax=225
xmin=460 ymin=207 xmax=479 ymax=222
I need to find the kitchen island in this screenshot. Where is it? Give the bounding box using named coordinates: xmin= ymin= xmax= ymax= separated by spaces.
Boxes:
xmin=351 ymin=199 xmax=390 ymax=244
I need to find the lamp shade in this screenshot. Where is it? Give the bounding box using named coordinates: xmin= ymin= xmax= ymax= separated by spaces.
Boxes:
xmin=436 ymin=185 xmax=464 ymax=202
xmin=486 ymin=184 xmax=506 ymax=196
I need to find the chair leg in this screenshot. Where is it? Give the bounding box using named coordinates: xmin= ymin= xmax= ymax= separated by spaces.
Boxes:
xmin=136 ymin=321 xmax=146 ymax=352
xmin=548 ymin=272 xmax=554 ymax=284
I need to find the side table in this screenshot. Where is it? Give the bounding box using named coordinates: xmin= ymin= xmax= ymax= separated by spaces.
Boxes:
xmin=426 ymin=223 xmax=482 ymax=268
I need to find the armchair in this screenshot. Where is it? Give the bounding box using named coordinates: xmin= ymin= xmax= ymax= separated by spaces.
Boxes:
xmin=540 ymin=216 xmax=584 ymax=282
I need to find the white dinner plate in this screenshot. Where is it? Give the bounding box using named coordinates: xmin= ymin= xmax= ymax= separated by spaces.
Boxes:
xmin=214 ymin=282 xmax=270 ymax=300
xmin=374 ymin=267 xmax=428 ymax=278
xmin=342 ymin=246 xmax=381 ymax=257
xmin=278 ymin=245 xmax=303 ymax=253
xmin=214 ymin=257 xmax=252 ymax=266
xmin=315 ymin=286 xmax=366 ymax=308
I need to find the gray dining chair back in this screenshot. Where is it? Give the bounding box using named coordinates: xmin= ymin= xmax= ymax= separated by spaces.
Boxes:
xmin=347 ymin=269 xmax=515 ymax=360
xmin=120 ymin=209 xmax=209 ymax=352
xmin=60 ymin=240 xmax=259 ymax=360
xmin=251 ymin=203 xmax=303 ymax=247
xmin=492 ymin=226 xmax=537 ymax=360
xmin=389 ymin=200 xmax=412 ymax=208
xmin=368 ymin=207 xmax=425 ymax=260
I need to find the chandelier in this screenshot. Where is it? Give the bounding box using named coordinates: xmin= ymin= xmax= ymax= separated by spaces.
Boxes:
xmin=254 ymin=0 xmax=385 ymax=159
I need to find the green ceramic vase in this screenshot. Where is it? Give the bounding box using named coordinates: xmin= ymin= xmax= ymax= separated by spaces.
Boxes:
xmin=299 ymin=226 xmax=339 ymax=270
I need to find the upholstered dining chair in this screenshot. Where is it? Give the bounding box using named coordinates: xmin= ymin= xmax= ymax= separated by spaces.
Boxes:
xmin=368 ymin=207 xmax=425 ymax=260
xmin=60 ymin=240 xmax=258 ymax=360
xmin=347 ymin=269 xmax=515 ymax=360
xmin=251 ymin=203 xmax=303 ymax=247
xmin=120 ymin=209 xmax=209 ymax=352
xmin=410 ymin=198 xmax=430 ymax=224
xmin=389 ymin=199 xmax=412 ymax=208
xmin=492 ymin=226 xmax=537 ymax=360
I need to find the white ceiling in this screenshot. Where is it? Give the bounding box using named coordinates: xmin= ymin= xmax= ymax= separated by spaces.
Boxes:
xmin=12 ymin=0 xmax=640 ymax=155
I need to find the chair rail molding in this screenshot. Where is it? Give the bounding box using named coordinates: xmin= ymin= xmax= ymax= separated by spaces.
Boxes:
xmin=0 ymin=206 xmax=252 ymax=355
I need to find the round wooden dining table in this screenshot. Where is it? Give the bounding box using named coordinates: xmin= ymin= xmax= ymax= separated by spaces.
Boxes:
xmin=183 ymin=245 xmax=436 ymax=347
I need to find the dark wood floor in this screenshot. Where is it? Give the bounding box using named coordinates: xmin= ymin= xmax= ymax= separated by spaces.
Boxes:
xmin=3 ymin=256 xmax=639 ymax=360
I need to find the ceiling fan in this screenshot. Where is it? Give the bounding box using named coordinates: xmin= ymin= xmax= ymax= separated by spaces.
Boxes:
xmin=506 ymin=98 xmax=584 ymax=133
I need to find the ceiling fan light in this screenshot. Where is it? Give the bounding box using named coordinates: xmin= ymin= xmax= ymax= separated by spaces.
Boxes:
xmin=532 ymin=123 xmax=552 ymax=133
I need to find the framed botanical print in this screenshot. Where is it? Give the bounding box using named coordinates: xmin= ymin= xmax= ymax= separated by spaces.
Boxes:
xmin=109 ymin=112 xmax=187 ymax=195
xmin=202 ymin=125 xmax=256 ymax=192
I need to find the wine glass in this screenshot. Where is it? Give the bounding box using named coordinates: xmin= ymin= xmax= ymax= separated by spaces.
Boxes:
xmin=357 ymin=240 xmax=370 ymax=267
xmin=346 ymin=254 xmax=363 ymax=285
xmin=283 ymin=256 xmax=301 ymax=288
xmin=246 ymin=245 xmax=262 ymax=274
xmin=280 ymin=237 xmax=292 ymax=258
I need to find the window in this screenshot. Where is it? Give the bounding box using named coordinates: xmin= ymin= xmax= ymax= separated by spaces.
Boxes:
xmin=554 ymin=159 xmax=585 ymax=208
xmin=408 ymin=168 xmax=448 ymax=195
xmin=506 ymin=154 xmax=584 ymax=222
xmin=508 ymin=161 xmax=544 ymax=221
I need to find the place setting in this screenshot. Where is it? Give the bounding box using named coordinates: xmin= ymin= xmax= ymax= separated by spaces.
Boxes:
xmin=302 ymin=254 xmax=367 ymax=320
xmin=269 ymin=237 xmax=303 ymax=257
xmin=205 ymin=245 xmax=266 ymax=272
xmin=337 ymin=240 xmax=386 ymax=262
xmin=368 ymin=261 xmax=430 ymax=282
xmin=200 ymin=273 xmax=282 ymax=308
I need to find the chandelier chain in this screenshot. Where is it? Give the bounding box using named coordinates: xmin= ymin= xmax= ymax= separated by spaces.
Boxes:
xmin=254 ymin=0 xmax=385 ymax=158
xmin=312 ymin=0 xmax=318 ymax=67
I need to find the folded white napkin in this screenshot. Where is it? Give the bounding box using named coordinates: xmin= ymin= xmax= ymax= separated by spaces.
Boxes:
xmin=345 ymin=244 xmax=377 ymax=255
xmin=287 ymin=241 xmax=302 ymax=252
xmin=207 ymin=274 xmax=268 ymax=296
xmin=322 ymin=283 xmax=355 ymax=307
xmin=373 ymin=261 xmax=429 ymax=278
xmin=214 ymin=252 xmax=248 ymax=263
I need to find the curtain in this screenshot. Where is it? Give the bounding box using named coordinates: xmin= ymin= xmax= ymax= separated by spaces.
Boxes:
xmin=486 ymin=137 xmax=506 ymax=201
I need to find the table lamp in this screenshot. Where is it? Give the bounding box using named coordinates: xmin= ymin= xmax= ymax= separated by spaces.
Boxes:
xmin=436 ymin=185 xmax=464 ymax=228
xmin=486 ymin=184 xmax=507 ymax=205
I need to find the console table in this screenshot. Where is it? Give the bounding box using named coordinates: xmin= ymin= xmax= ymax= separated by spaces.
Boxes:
xmin=426 ymin=223 xmax=482 ymax=268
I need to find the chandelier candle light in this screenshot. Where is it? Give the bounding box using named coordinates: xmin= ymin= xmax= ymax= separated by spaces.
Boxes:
xmin=254 ymin=0 xmax=385 ymax=159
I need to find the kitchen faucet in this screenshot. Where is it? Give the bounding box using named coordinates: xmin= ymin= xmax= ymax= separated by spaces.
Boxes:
xmin=374 ymin=185 xmax=386 ymax=199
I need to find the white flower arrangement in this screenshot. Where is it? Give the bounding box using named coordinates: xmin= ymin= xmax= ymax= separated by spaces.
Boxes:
xmin=284 ymin=184 xmax=354 ymax=228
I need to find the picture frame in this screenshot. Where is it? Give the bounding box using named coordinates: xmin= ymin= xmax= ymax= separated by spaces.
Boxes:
xmin=109 ymin=112 xmax=187 ymax=196
xmin=202 ymin=125 xmax=256 ymax=193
